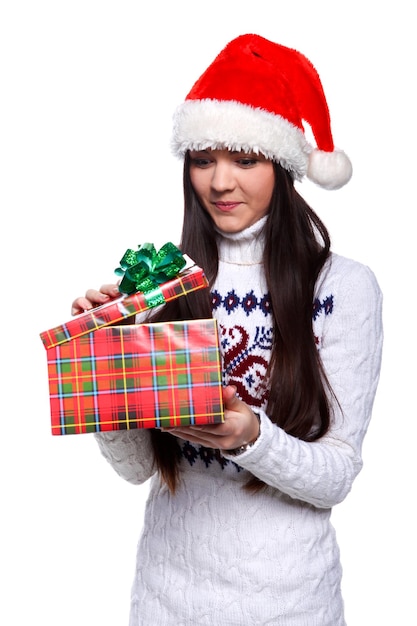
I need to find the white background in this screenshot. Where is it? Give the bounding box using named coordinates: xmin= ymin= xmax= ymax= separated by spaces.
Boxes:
xmin=1 ymin=2 xmax=415 ymax=624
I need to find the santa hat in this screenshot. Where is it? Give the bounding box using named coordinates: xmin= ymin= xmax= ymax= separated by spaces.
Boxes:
xmin=172 ymin=34 xmax=352 ymax=190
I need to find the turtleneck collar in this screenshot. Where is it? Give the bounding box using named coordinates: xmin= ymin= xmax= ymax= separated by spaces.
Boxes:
xmin=215 ymin=215 xmax=267 ymax=265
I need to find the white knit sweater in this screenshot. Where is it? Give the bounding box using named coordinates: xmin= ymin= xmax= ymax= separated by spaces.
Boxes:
xmin=95 ymin=217 xmax=383 ymax=625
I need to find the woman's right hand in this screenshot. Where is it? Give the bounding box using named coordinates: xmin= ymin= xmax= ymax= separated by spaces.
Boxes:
xmin=71 ymin=284 xmax=120 ymax=316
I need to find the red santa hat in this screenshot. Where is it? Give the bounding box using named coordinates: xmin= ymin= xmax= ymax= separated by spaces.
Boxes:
xmin=172 ymin=34 xmax=352 ymax=190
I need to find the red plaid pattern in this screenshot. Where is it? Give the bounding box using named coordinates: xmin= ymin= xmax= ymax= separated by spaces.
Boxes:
xmin=40 ymin=265 xmax=208 ymax=349
xmin=47 ymin=319 xmax=224 ymax=435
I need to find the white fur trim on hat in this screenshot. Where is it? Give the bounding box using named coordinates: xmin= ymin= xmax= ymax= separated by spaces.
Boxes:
xmin=172 ymin=99 xmax=311 ymax=181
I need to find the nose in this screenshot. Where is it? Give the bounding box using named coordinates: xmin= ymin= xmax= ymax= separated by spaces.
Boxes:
xmin=210 ymin=161 xmax=235 ymax=192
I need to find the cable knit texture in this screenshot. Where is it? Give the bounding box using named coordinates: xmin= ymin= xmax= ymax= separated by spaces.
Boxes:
xmin=95 ymin=217 xmax=383 ymax=625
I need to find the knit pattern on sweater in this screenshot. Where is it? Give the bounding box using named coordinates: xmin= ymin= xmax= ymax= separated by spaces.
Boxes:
xmin=94 ymin=217 xmax=383 ymax=626
xmin=179 ymin=285 xmax=334 ymax=472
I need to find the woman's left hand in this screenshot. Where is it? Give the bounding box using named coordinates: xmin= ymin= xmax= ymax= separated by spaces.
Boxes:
xmin=161 ymin=385 xmax=260 ymax=451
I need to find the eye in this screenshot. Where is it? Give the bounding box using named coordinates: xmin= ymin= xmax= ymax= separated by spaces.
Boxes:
xmin=236 ymin=158 xmax=259 ymax=167
xmin=191 ymin=157 xmax=212 ymax=167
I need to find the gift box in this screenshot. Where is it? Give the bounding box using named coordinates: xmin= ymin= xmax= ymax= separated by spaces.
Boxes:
xmin=40 ymin=244 xmax=224 ymax=435
xmin=45 ymin=319 xmax=224 ymax=435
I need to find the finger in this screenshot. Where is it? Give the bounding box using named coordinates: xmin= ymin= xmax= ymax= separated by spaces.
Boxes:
xmin=161 ymin=428 xmax=217 ymax=447
xmin=163 ymin=424 xmax=227 ymax=441
xmin=71 ymin=297 xmax=95 ymax=316
xmin=222 ymin=385 xmax=237 ymax=403
xmin=222 ymin=385 xmax=244 ymax=411
xmin=98 ymin=284 xmax=121 ymax=297
xmin=84 ymin=288 xmax=111 ymax=303
xmin=162 ymin=425 xmax=221 ymax=436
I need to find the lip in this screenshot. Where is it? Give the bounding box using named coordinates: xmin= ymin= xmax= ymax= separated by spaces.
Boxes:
xmin=213 ymin=201 xmax=241 ymax=212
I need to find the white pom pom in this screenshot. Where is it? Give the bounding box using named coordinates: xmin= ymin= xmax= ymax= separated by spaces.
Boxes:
xmin=307 ymin=148 xmax=353 ymax=190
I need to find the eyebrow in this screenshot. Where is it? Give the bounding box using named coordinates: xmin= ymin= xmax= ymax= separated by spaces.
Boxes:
xmin=190 ymin=149 xmax=251 ymax=156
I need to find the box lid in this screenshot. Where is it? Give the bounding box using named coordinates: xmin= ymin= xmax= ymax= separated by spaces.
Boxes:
xmin=40 ymin=255 xmax=208 ymax=350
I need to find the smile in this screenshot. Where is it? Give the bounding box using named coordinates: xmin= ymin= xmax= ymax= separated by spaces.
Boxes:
xmin=214 ymin=202 xmax=241 ymax=212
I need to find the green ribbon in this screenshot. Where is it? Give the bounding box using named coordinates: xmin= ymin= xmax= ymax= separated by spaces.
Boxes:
xmin=115 ymin=242 xmax=186 ymax=298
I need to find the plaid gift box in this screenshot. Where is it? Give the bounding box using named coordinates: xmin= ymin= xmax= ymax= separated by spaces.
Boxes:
xmin=45 ymin=319 xmax=224 ymax=435
xmin=40 ymin=257 xmax=224 ymax=435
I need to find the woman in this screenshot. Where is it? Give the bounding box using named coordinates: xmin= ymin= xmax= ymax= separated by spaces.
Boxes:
xmin=72 ymin=34 xmax=383 ymax=625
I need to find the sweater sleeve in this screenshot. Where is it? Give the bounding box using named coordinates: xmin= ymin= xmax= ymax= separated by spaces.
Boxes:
xmin=222 ymin=259 xmax=383 ymax=509
xmin=94 ymin=429 xmax=156 ymax=485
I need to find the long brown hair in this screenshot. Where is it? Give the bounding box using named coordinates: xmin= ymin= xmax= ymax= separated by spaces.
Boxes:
xmin=149 ymin=154 xmax=333 ymax=492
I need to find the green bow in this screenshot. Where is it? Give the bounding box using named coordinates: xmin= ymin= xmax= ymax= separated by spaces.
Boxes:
xmin=115 ymin=242 xmax=186 ymax=300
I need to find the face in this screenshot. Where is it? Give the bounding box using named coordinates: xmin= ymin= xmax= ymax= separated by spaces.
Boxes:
xmin=189 ymin=148 xmax=275 ymax=233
